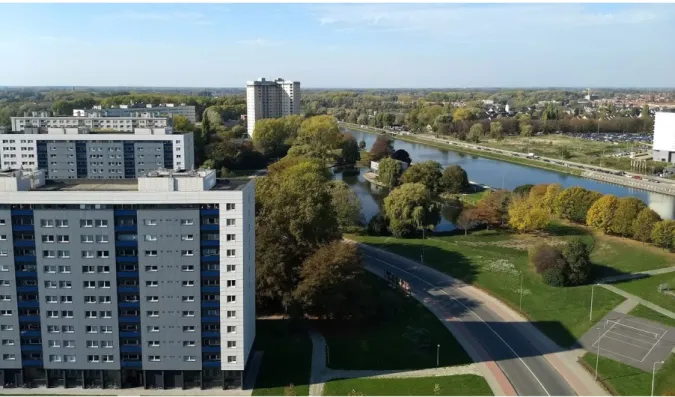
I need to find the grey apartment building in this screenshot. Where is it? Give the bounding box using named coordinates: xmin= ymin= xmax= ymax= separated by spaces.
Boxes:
xmin=0 ymin=169 xmax=256 ymax=390
xmin=73 ymin=106 xmax=197 ymax=124
xmin=0 ymin=128 xmax=194 ymax=179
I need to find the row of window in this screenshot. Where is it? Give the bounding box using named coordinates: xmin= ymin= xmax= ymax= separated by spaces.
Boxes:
xmin=1 ymin=353 xmax=235 ymax=363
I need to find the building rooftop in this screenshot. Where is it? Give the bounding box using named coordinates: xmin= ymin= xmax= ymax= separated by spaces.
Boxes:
xmin=31 ymin=178 xmax=250 ymax=192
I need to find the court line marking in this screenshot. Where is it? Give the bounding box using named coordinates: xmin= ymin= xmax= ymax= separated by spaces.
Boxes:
xmin=605 ymin=319 xmax=659 ymax=339
xmin=592 ymin=318 xmax=620 ymax=347
xmin=641 ymin=330 xmax=668 ymax=362
xmin=600 ymin=334 xmax=656 ymax=351
xmin=364 ymin=253 xmax=551 ymax=396
xmin=621 ymin=318 xmax=667 ymax=333
xmin=596 ymin=346 xmax=644 ymax=362
xmin=607 ymin=330 xmax=661 ymax=345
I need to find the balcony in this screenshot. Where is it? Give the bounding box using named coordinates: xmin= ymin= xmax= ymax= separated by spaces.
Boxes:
xmin=119 ymin=331 xmax=140 ymax=338
xmin=201 ymin=331 xmax=219 ymax=338
xmin=115 ymin=240 xmax=137 ymax=248
xmin=200 ymin=224 xmax=219 ymax=232
xmin=20 ymin=330 xmax=41 ymax=338
xmin=201 ymin=255 xmax=220 ymax=263
xmin=120 ymin=345 xmax=142 ymax=353
xmin=19 ymin=315 xmax=40 ymax=323
xmin=119 ymin=302 xmax=140 ymax=309
xmin=201 ymin=301 xmax=219 ymax=308
xmin=200 ymin=240 xmax=219 ymax=247
xmin=22 ymin=360 xmax=43 ymax=367
xmin=200 ymin=286 xmax=219 ymax=293
xmin=114 ymin=210 xmax=137 ymax=216
xmin=14 ymin=256 xmax=36 ymax=263
xmin=11 ymin=209 xmax=33 ymax=216
xmin=15 ymin=271 xmax=37 ymax=278
xmin=119 ymin=315 xmax=140 ymax=323
xmin=117 ymin=271 xmax=139 ymax=278
xmin=202 ymin=361 xmax=221 ymax=368
xmin=20 ymin=345 xmax=42 ymax=352
xmin=200 ymin=270 xmax=219 ymax=278
xmin=199 ymin=209 xmax=219 ymax=216
xmin=117 ymin=286 xmax=139 ymax=293
xmin=115 ymin=225 xmax=137 ymax=232
xmin=201 ymin=346 xmax=220 ymax=353
xmin=17 ymin=286 xmax=38 ymax=293
xmin=116 ymin=256 xmax=138 ymax=263
xmin=14 ymin=240 xmax=35 ymax=248
xmin=121 ymin=361 xmax=142 ymax=368
xmin=12 ymin=225 xmax=34 ymax=232
xmin=201 ymin=316 xmax=219 ymax=323
xmin=18 ymin=301 xmax=39 ymax=308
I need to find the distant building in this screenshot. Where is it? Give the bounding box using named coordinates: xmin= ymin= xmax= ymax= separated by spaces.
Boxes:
xmin=245 ymin=78 xmax=300 ymax=137
xmin=73 ymin=105 xmax=197 ymax=123
xmin=11 ymin=116 xmax=171 ymax=134
xmin=652 ymin=112 xmax=675 ymax=163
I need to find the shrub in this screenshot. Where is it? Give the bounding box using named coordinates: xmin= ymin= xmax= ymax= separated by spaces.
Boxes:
xmin=367 ymin=213 xmax=389 ymax=236
xmin=529 ymin=243 xmax=569 ymax=286
xmin=542 ymin=267 xmax=567 ymax=287
xmin=513 ymin=184 xmax=534 ymax=196
xmin=562 ymin=237 xmax=591 ymax=286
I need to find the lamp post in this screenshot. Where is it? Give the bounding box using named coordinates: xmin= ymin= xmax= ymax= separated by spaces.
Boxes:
xmin=590 ymin=284 xmax=599 ymax=322
xmin=595 ymin=327 xmax=601 ymax=380
xmin=437 ymin=344 xmax=440 ymax=368
xmin=652 ymin=361 xmax=664 ymax=396
xmin=519 ymin=272 xmax=524 ymax=312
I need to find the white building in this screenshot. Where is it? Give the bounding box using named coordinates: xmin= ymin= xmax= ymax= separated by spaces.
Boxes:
xmin=73 ymin=105 xmax=197 ymax=123
xmin=11 ymin=116 xmax=171 ymax=133
xmin=652 ymin=112 xmax=675 ymax=163
xmin=246 ymin=78 xmax=300 ymax=137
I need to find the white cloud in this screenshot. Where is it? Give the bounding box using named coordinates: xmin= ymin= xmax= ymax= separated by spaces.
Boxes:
xmin=237 ymin=38 xmax=283 ymax=47
xmin=106 ymin=10 xmax=211 ymax=25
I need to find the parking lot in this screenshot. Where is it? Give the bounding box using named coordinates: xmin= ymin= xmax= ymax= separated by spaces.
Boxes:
xmin=579 ymin=311 xmax=675 ymax=371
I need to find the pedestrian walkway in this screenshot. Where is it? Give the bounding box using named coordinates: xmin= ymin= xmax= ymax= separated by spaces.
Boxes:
xmin=599 ymin=266 xmax=675 ymax=284
xmin=600 ymin=284 xmax=675 ymax=320
xmin=613 ymin=298 xmax=640 ymax=314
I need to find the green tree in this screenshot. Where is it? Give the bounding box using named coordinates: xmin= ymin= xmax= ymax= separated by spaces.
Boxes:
xmin=554 ymin=187 xmax=602 ymax=223
xmin=508 ymin=196 xmax=550 ymax=232
xmin=586 ymin=195 xmax=619 ymax=233
xmin=340 ymin=135 xmax=360 ymax=167
xmin=489 ymin=121 xmax=503 ymax=140
xmin=442 ymin=165 xmax=469 ymax=194
xmin=377 ymin=157 xmax=403 ymax=188
xmin=370 ymin=135 xmax=394 ymax=161
xmin=253 ymin=118 xmax=289 ymax=156
xmin=453 ymin=108 xmax=473 ymax=122
xmin=520 ymin=124 xmax=533 ymax=137
xmin=632 ymin=208 xmax=661 ymax=244
xmin=513 ymin=184 xmax=534 ymax=196
xmin=384 ymin=183 xmax=441 ymax=238
xmin=529 ymin=243 xmax=568 ymax=287
xmin=291 ymin=115 xmax=342 ymax=161
xmin=468 ymin=123 xmax=483 ymax=143
xmin=400 ymin=160 xmax=444 ymax=195
xmin=610 ymin=197 xmax=646 ymax=237
xmin=651 ymin=220 xmax=675 ymax=250
xmin=328 ymin=180 xmax=363 ymax=230
xmin=282 ymin=114 xmax=304 ymax=145
xmin=358 ymin=140 xmax=366 ymax=149
xmin=562 ymin=238 xmax=591 ymax=286
xmin=367 ymin=213 xmax=389 ymax=236
xmin=173 ymin=115 xmax=195 ymax=132
xmin=293 ymin=241 xmax=367 ymax=319
xmin=642 ymin=104 xmax=650 ymax=118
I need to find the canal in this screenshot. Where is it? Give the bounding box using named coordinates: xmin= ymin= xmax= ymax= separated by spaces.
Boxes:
xmin=338 ymin=128 xmax=675 ymax=230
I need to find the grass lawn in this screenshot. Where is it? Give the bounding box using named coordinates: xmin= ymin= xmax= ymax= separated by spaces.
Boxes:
xmin=628 ymin=304 xmax=675 ymax=328
xmin=349 ymin=223 xmax=626 ymax=348
xmin=589 ymin=232 xmax=675 ymax=275
xmin=614 ymin=273 xmax=675 ymax=313
xmin=252 ymin=319 xmax=312 ymax=396
xmin=441 ymin=190 xmax=488 ymax=206
xmin=313 ymin=273 xmax=471 ymax=370
xmin=580 ymin=353 xmax=675 ymax=396
xmin=323 ymin=375 xmax=493 ymax=396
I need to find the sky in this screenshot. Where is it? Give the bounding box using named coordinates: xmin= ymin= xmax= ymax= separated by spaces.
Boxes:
xmin=0 ymin=3 xmax=674 ymax=88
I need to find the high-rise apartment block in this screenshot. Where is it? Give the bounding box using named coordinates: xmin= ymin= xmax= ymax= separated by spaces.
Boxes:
xmin=1 ymin=128 xmax=194 ymax=179
xmin=245 ymin=78 xmax=300 ymax=136
xmin=0 ymin=168 xmax=256 ymax=390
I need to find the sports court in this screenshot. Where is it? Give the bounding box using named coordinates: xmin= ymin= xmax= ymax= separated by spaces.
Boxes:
xmin=579 ymin=311 xmax=675 ymax=371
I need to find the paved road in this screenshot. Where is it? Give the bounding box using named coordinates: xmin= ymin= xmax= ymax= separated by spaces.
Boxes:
xmin=359 ymin=246 xmax=577 ymax=396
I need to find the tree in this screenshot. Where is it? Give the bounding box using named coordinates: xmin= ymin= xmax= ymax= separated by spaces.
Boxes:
xmin=253 ymin=118 xmax=289 ymax=156
xmin=610 ymin=197 xmax=646 ymax=237
xmin=453 ymin=108 xmax=473 ymax=122
xmin=475 ymin=189 xmax=511 ymax=228
xmin=554 ymin=187 xmax=602 ymax=224
xmin=329 ymin=180 xmax=363 ymax=230
xmin=528 ymin=184 xmax=549 ymax=203
xmin=400 ymin=161 xmax=443 ymax=195
xmin=340 ymin=135 xmax=360 ymax=167
xmin=541 ymin=183 xmax=563 ymax=213
xmin=173 ymin=115 xmax=195 ymax=132
xmin=384 ymin=183 xmax=441 ymax=238
xmin=651 ymin=220 xmax=675 ymax=250
xmin=513 ymin=184 xmax=534 ymax=196
xmin=367 ymin=213 xmax=389 ymax=236
xmin=632 ymin=208 xmax=661 ymax=244
xmin=489 ymin=121 xmax=503 ymax=140
xmin=293 ymin=242 xmax=367 ymax=319
xmin=391 ymin=149 xmax=412 ymax=165
xmin=586 ymin=195 xmax=619 ymax=233
xmin=292 ymin=115 xmax=342 ymax=161
xmin=562 ymin=238 xmax=591 ymax=286
xmin=378 ymin=157 xmax=403 ymax=188
xmin=358 ymin=140 xmax=366 ymax=149
xmin=455 ymin=209 xmax=478 ymax=236
xmin=442 ymin=165 xmax=469 ymax=194
xmin=370 ymin=135 xmax=394 ymax=161
xmin=468 ymin=123 xmax=483 ymax=143
xmin=642 ymin=104 xmax=650 ymax=118
xmin=281 ymin=115 xmax=304 ymax=145
xmin=508 ymin=196 xmax=550 ymax=233
xmin=529 ymin=243 xmax=567 ymax=277
xmin=520 ymin=124 xmax=534 ymax=137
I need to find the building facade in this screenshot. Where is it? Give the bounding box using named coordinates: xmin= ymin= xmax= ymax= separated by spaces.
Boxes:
xmin=73 ymin=106 xmax=197 ymax=123
xmin=653 ymin=112 xmax=675 ymax=163
xmin=0 ymin=130 xmax=194 ymax=179
xmin=0 ymin=169 xmax=255 ymax=390
xmin=11 ymin=117 xmax=171 ymax=134
xmin=245 ymin=78 xmax=300 ymax=137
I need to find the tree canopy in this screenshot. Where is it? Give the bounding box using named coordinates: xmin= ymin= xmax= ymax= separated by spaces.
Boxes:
xmin=378 ymin=157 xmax=403 ymax=188
xmin=586 ymin=195 xmax=619 ymax=233
xmin=400 ymin=160 xmax=444 ymax=195
xmin=442 ymin=165 xmax=470 ymax=194
xmin=383 ymin=183 xmax=441 ymax=237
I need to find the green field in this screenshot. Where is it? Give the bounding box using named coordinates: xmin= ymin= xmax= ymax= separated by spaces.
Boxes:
xmin=323 ymin=375 xmax=493 ymax=396
xmin=252 ymin=319 xmax=312 ymax=396
xmin=615 ymin=273 xmax=675 ymax=313
xmin=349 ymin=223 xmax=629 ymax=348
xmin=588 ymin=232 xmax=675 ymax=275
xmin=314 ymin=273 xmax=471 ymax=371
xmin=629 ymin=304 xmax=675 ymax=328
xmin=580 ymin=353 xmax=675 ymax=396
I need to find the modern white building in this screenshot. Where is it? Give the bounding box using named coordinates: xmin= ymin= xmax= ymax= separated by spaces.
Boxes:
xmin=652 ymin=112 xmax=675 ymax=163
xmin=11 ymin=117 xmax=171 ymax=134
xmin=245 ymin=78 xmax=300 ymax=137
xmin=0 ymin=128 xmax=194 ymax=178
xmin=0 ymin=168 xmax=256 ymax=390
xmin=73 ymin=105 xmax=197 ymax=123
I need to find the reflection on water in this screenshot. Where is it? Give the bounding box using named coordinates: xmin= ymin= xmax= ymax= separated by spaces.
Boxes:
xmin=342 ymin=128 xmax=675 ymax=220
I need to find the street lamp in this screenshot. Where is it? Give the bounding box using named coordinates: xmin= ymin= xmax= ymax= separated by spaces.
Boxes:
xmin=652 ymin=361 xmax=664 ymax=396
xmin=519 ymin=272 xmax=524 ymax=312
xmin=595 ymin=327 xmax=601 ymax=380
xmin=590 ymin=284 xmax=599 ymax=322
xmin=437 ymin=344 xmax=440 ymax=368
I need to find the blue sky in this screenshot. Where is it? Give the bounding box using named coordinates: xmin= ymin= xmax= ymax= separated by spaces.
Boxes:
xmin=0 ymin=3 xmax=674 ymax=88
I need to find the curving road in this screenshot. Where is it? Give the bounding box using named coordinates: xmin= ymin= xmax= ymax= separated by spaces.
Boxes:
xmin=356 ymin=241 xmax=590 ymax=396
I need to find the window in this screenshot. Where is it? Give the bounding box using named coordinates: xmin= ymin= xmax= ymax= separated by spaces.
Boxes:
xmin=146 ymin=296 xmax=159 ymax=303
xmin=59 ymin=281 xmax=72 ymax=288
xmin=226 ymin=310 xmax=236 ymax=319
xmin=84 ymin=281 xmax=96 ymax=289
xmin=99 ymin=296 xmax=111 ymax=304
xmin=0 ymin=251 xmax=7 ymax=257
xmin=181 ymin=265 xmax=194 ymax=272
xmin=227 ymin=356 xmax=237 ymax=363
xmin=227 ymin=280 xmax=236 ymax=288
xmin=64 ymin=355 xmax=76 ymax=362
xmin=0 ymin=280 xmax=9 ymax=287
xmin=227 ymin=341 xmax=237 ymax=348
xmin=47 ymin=325 xmax=60 ymax=333
xmin=184 ymin=356 xmax=196 ymax=362
xmin=49 ymin=354 xmax=62 ymax=362
xmin=149 ymin=355 xmax=161 ymax=362
xmin=57 ymin=250 xmax=70 ymax=258
xmin=81 ymin=219 xmax=93 ymax=228
xmin=183 ymin=326 xmax=196 ymax=332
xmin=0 ymin=325 xmax=13 ymax=331
xmin=42 ymin=235 xmax=55 ymax=243
xmin=226 ymin=219 xmax=236 ymax=226
xmin=226 ymin=234 xmax=236 ymax=241
xmin=61 ymin=295 xmax=73 ymax=303
xmin=227 ymin=326 xmax=236 ymax=334
xmin=95 ymin=219 xmax=108 ymax=228
xmin=145 ymin=250 xmax=157 ymax=257
xmin=63 ymin=340 xmax=75 ymax=348
xmin=43 ymin=250 xmax=55 ymax=258
xmin=148 ymin=340 xmax=160 ymax=347
xmin=183 ymin=341 xmax=196 ymax=347
xmin=146 ymin=281 xmax=158 ymax=287
xmin=0 ymin=265 xmax=8 ymax=272
xmin=180 ymin=219 xmax=194 ymax=225
xmin=44 ymin=281 xmax=57 ymax=289
xmin=84 ymin=296 xmax=96 ymax=303
xmin=81 ymin=235 xmax=94 ymax=243
xmin=85 ymin=311 xmax=97 ymax=318
xmin=0 ymin=295 xmax=10 ymax=301
xmin=95 ymin=235 xmax=108 ymax=243
xmin=102 ymin=355 xmax=114 ymax=363
xmin=85 ymin=326 xmax=98 ymax=334
xmin=100 ymin=326 xmax=113 ymax=333
xmin=2 ymin=354 xmax=16 ymax=361
xmin=62 ymin=310 xmax=74 ymax=318
xmin=41 ymin=219 xmax=54 ymax=228
xmin=59 ymin=265 xmax=71 ymax=274
xmin=182 ymin=280 xmax=195 ymax=287
xmin=101 ymin=340 xmax=113 ymax=348
xmin=182 ymin=310 xmax=195 ymax=317
xmin=88 ymin=355 xmax=100 ymax=363
xmin=100 ymin=310 xmax=112 ymax=318
xmin=82 ymin=251 xmax=95 ymax=258
xmin=182 ymin=296 xmax=195 ymax=303
xmin=226 ymin=249 xmax=236 ymax=258
xmin=98 ymin=281 xmax=111 ymax=288
xmin=0 ymin=309 xmax=12 ymax=316
xmin=46 ymin=310 xmax=59 ymax=318
xmin=44 ymin=265 xmax=57 ymax=274
xmin=181 ymin=234 xmax=194 ymax=241
xmin=56 ymin=220 xmax=68 ymax=228
xmin=48 ymin=340 xmax=61 ymax=348
xmin=181 ymin=249 xmax=193 ymax=256
xmin=147 ymin=326 xmax=160 ymax=333
xmin=57 ymin=235 xmax=69 ymax=243
xmin=227 ymin=295 xmax=236 ymax=303
xmin=97 ymin=265 xmax=110 ymax=273
xmin=226 ymin=203 xmax=235 ymax=211
xmin=1 ymin=339 xmax=14 ymax=346
xmin=144 ymin=234 xmax=157 ymax=242
xmin=97 ymin=251 xmax=109 ymax=258
xmin=62 ymin=325 xmax=75 ymax=333
xmin=46 ymin=296 xmax=58 ymax=303
xmin=87 ymin=340 xmax=100 ymax=348
xmin=144 ymin=219 xmax=157 ymax=226
xmin=147 ymin=311 xmax=159 ymax=317
xmin=145 ymin=265 xmax=158 ymax=272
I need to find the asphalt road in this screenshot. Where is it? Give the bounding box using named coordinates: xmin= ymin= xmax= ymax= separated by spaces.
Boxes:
xmin=360 ymin=245 xmax=577 ymax=396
